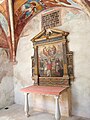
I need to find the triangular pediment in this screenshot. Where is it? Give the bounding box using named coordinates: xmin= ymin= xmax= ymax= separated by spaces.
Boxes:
xmin=31 ymin=28 xmax=69 ymax=42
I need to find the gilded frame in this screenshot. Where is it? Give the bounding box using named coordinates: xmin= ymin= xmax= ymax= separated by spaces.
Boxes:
xmin=31 ymin=28 xmax=74 ymax=86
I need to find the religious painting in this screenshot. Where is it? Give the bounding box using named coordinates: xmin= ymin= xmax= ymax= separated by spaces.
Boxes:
xmin=31 ymin=28 xmax=74 ymax=86
xmin=14 ymin=0 xmax=44 ymax=27
xmin=14 ymin=0 xmax=81 ymax=26
xmin=38 ymin=42 xmax=64 ymax=77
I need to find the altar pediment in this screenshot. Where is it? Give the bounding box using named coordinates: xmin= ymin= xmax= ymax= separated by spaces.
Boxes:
xmin=31 ymin=28 xmax=69 ymax=42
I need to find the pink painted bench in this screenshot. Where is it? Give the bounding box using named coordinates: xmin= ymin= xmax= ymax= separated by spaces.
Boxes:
xmin=21 ymin=85 xmax=69 ymax=120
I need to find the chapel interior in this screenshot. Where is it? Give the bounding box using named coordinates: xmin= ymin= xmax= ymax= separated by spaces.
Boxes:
xmin=0 ymin=0 xmax=90 ymax=120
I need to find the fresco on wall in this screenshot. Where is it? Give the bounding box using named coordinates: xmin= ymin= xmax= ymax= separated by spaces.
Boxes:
xmin=14 ymin=0 xmax=90 ymax=28
xmin=0 ymin=0 xmax=9 ymax=31
xmin=0 ymin=0 xmax=89 ymax=60
xmin=0 ymin=0 xmax=13 ymax=60
xmin=14 ymin=0 xmax=90 ymax=45
xmin=14 ymin=0 xmax=90 ymax=61
xmin=0 ymin=0 xmax=8 ymax=36
xmin=14 ymin=0 xmax=81 ymax=44
xmin=0 ymin=25 xmax=8 ymax=48
xmin=0 ymin=0 xmax=11 ymax=48
xmin=0 ymin=13 xmax=9 ymax=37
xmin=85 ymin=0 xmax=90 ymax=6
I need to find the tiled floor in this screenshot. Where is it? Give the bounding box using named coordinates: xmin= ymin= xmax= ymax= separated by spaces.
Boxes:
xmin=0 ymin=104 xmax=90 ymax=120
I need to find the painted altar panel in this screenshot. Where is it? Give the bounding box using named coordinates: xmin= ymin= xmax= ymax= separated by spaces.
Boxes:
xmin=31 ymin=28 xmax=74 ymax=86
xmin=38 ymin=42 xmax=64 ymax=77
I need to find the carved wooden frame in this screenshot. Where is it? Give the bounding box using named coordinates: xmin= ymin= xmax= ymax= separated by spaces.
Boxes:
xmin=31 ymin=28 xmax=74 ymax=86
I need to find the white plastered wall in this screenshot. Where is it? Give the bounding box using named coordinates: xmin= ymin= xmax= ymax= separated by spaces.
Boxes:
xmin=0 ymin=48 xmax=14 ymax=109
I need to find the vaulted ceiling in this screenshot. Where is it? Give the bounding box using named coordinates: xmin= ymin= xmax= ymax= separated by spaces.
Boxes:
xmin=0 ymin=0 xmax=90 ymax=62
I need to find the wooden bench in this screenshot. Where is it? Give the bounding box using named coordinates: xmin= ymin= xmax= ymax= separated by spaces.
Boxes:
xmin=21 ymin=85 xmax=69 ymax=120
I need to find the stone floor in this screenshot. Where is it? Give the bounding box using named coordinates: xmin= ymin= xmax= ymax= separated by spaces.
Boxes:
xmin=0 ymin=104 xmax=90 ymax=120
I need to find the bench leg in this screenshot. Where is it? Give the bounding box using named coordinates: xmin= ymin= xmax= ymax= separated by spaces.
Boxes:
xmin=24 ymin=93 xmax=30 ymax=117
xmin=54 ymin=96 xmax=61 ymax=120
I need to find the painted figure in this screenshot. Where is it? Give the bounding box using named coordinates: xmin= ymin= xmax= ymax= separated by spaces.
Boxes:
xmin=39 ymin=59 xmax=44 ymax=76
xmin=20 ymin=0 xmax=43 ymax=22
xmin=48 ymin=45 xmax=56 ymax=56
xmin=46 ymin=59 xmax=52 ymax=76
xmin=21 ymin=2 xmax=35 ymax=19
xmin=43 ymin=47 xmax=48 ymax=56
xmin=55 ymin=58 xmax=63 ymax=76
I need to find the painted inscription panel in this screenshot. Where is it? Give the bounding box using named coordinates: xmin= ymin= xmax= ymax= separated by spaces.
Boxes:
xmin=41 ymin=9 xmax=61 ymax=29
